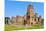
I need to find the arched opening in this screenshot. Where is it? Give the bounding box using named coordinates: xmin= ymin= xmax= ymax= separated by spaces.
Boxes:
xmin=24 ymin=20 xmax=27 ymax=25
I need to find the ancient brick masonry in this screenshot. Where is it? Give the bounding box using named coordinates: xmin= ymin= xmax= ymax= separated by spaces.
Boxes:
xmin=5 ymin=4 xmax=44 ymax=26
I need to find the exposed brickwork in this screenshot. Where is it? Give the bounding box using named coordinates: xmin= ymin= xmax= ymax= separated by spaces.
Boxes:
xmin=5 ymin=4 xmax=44 ymax=26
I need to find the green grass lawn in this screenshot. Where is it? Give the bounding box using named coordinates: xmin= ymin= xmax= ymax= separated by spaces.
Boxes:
xmin=5 ymin=24 xmax=44 ymax=31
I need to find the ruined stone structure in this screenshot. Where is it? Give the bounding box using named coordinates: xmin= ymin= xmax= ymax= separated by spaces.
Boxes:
xmin=11 ymin=16 xmax=24 ymax=25
xmin=26 ymin=5 xmax=34 ymax=26
xmin=25 ymin=4 xmax=44 ymax=26
xmin=5 ymin=4 xmax=44 ymax=26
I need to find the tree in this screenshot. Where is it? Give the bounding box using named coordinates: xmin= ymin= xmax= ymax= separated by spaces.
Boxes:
xmin=5 ymin=17 xmax=10 ymax=24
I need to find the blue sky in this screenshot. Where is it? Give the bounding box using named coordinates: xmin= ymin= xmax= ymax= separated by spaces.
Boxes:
xmin=5 ymin=0 xmax=44 ymax=18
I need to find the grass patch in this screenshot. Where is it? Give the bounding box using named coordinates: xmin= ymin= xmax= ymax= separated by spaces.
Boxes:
xmin=5 ymin=24 xmax=44 ymax=31
xmin=5 ymin=25 xmax=25 ymax=31
xmin=27 ymin=24 xmax=44 ymax=29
